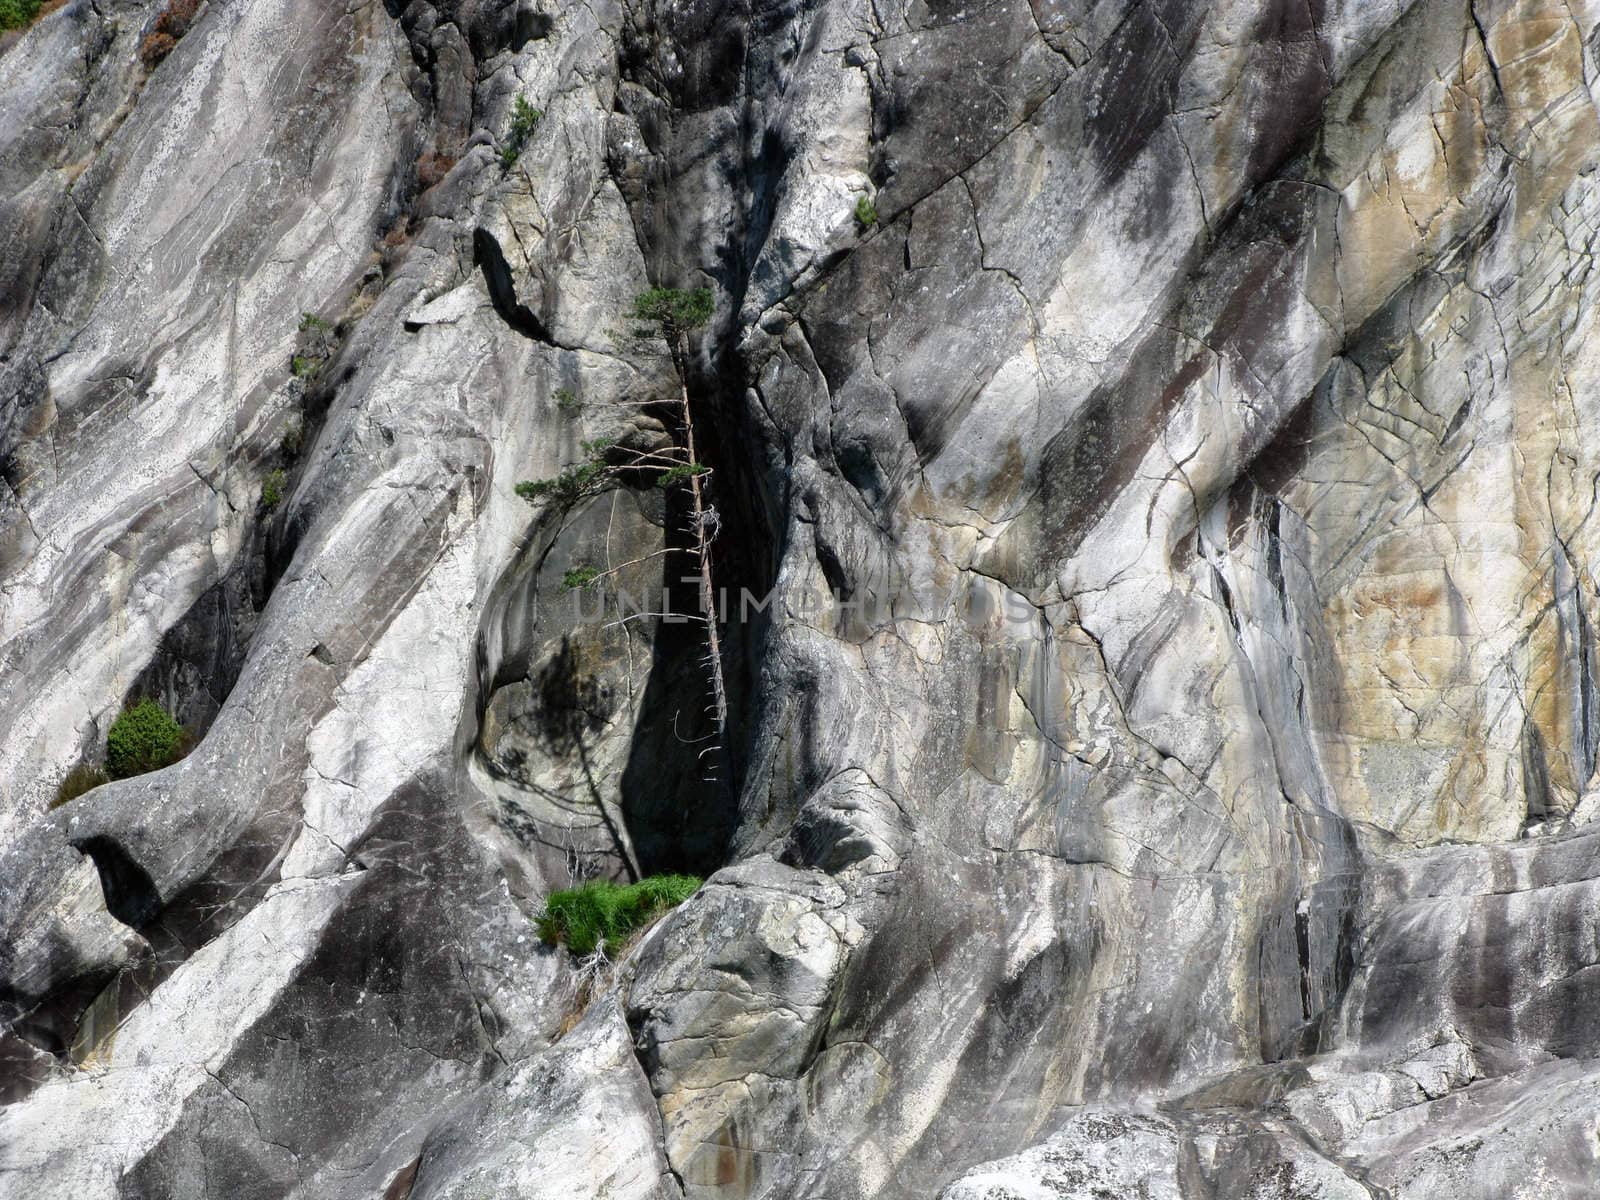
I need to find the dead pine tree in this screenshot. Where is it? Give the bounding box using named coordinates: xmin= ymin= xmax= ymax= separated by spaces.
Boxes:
xmin=515 ymin=285 xmax=727 ymax=769
xmin=630 ymin=287 xmax=728 ymax=745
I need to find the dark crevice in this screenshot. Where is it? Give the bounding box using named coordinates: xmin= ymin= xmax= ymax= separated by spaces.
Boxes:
xmin=474 ymin=228 xmax=556 ymax=343
xmin=128 ymin=549 xmax=264 ymax=745
xmin=1521 ymin=719 xmax=1554 ymax=824
xmin=537 ymin=0 xmax=796 ymax=879
xmin=1294 ymin=903 xmax=1314 ymax=1020
xmin=72 ymin=836 xmax=163 ymax=930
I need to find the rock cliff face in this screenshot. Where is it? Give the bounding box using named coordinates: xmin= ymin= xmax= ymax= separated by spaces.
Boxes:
xmin=6 ymin=0 xmax=1600 ymax=1195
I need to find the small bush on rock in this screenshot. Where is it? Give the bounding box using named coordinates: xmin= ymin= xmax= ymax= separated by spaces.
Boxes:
xmin=501 ymin=96 xmax=542 ymax=168
xmin=105 ymin=699 xmax=186 ymax=780
xmin=261 ymin=468 xmax=287 ymax=510
xmin=536 ymin=874 xmax=701 ymax=956
xmin=855 ymin=195 xmax=878 ymax=228
xmin=0 ymin=1 xmax=40 ymax=32
xmin=0 ymin=0 xmax=63 ymax=32
xmin=140 ymin=0 xmax=200 ymax=67
xmin=416 ymin=150 xmax=457 ymax=190
xmin=155 ymin=0 xmax=200 ymax=37
xmin=515 ymin=437 xmax=616 ymax=507
xmin=140 ymin=30 xmax=176 ymax=65
xmin=53 ymin=764 xmax=109 ymax=808
xmin=630 ymin=286 xmax=713 ymax=336
xmin=292 ymin=309 xmax=338 ymax=381
xmin=656 ymin=461 xmax=708 ymax=488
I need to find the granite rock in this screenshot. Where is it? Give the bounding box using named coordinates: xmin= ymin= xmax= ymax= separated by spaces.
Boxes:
xmin=7 ymin=0 xmax=1600 ymax=1197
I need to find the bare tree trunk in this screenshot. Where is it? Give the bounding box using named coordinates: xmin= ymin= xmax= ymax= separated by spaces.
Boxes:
xmin=674 ymin=338 xmax=728 ymax=743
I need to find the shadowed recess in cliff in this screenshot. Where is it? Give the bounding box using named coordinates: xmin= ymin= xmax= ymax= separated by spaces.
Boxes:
xmin=474 ymin=227 xmax=556 ymax=343
xmin=72 ymin=836 xmax=163 ymax=930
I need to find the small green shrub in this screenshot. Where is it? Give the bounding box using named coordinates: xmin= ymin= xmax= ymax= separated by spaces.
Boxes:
xmin=515 ymin=438 xmax=616 ymax=507
xmin=53 ymin=764 xmax=109 ymax=809
xmin=261 ymin=468 xmax=287 ymax=510
xmin=536 ymin=875 xmax=702 ymax=956
xmin=656 ymin=461 xmax=708 ymax=488
xmin=292 ymin=309 xmax=336 ymax=383
xmin=501 ymin=96 xmax=543 ymax=168
xmin=855 ymin=195 xmax=878 ymax=228
xmin=105 ymin=699 xmax=186 ymax=780
xmin=553 ymin=387 xmax=581 ymax=415
xmin=631 ymin=287 xmax=713 ymax=335
xmin=0 ymin=1 xmax=42 ymax=32
xmin=1 ymin=0 xmax=67 ymax=32
xmin=561 ymin=566 xmax=600 ymax=591
xmin=516 ymin=459 xmax=608 ymax=506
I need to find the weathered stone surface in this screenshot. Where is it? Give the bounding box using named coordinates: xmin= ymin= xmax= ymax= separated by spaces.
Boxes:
xmin=404 ymin=996 xmax=681 ymax=1200
xmin=8 ymin=0 xmax=1600 ymax=1196
xmin=938 ymin=1112 xmax=1193 ymax=1200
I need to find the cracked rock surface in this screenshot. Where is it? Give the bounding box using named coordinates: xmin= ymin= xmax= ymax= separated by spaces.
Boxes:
xmin=7 ymin=0 xmax=1600 ymax=1196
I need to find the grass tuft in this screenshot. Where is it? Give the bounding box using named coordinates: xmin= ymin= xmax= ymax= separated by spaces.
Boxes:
xmin=53 ymin=763 xmax=109 ymax=808
xmin=535 ymin=874 xmax=701 ymax=956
